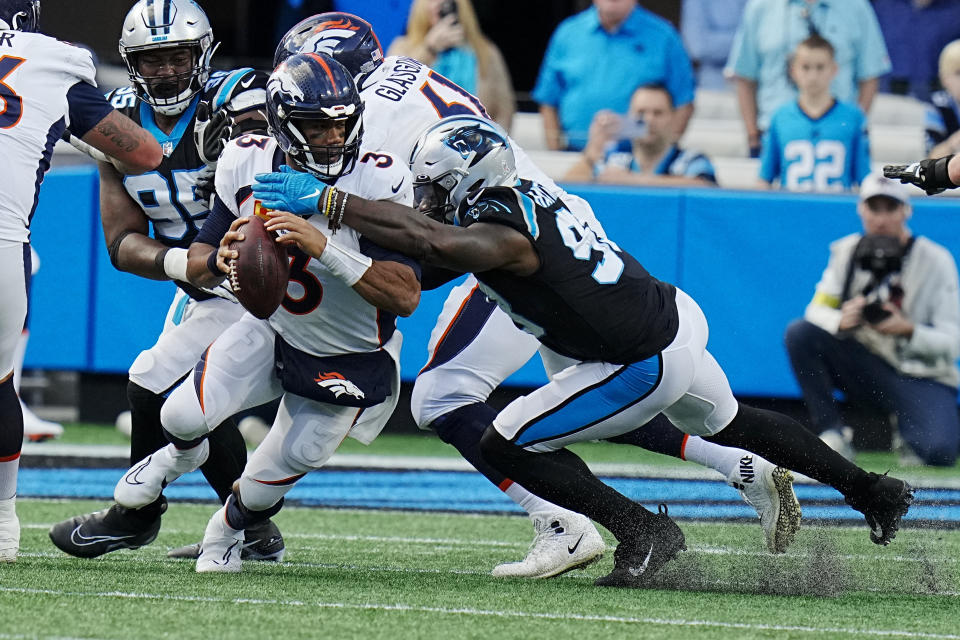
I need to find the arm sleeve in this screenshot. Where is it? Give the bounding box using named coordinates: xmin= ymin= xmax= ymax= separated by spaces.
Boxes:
xmin=531 ymin=28 xmax=565 ymax=106
xmin=855 ymin=0 xmax=892 ymax=80
xmin=193 ymin=196 xmax=235 ymax=247
xmin=664 ymin=30 xmax=696 ymax=107
xmin=904 ymin=250 xmax=960 ymax=362
xmin=725 ymin=0 xmax=759 ymax=79
xmin=803 ymin=240 xmax=852 ymax=334
xmin=65 ymin=81 xmax=114 ymax=138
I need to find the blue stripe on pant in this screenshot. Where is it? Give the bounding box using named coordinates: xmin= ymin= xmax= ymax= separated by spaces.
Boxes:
xmin=512 ymin=354 xmax=663 ymax=448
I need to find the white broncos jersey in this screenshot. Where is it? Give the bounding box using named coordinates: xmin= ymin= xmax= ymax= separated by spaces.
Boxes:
xmin=360 ymin=55 xmax=561 ymax=193
xmin=215 ymin=134 xmax=414 ymax=357
xmin=0 ymin=31 xmax=105 ymax=242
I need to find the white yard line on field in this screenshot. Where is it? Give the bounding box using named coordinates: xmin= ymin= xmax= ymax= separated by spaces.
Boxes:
xmin=0 ymin=587 xmax=957 ymax=639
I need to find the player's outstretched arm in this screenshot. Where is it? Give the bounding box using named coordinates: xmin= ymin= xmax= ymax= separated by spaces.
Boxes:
xmin=883 ymin=154 xmax=960 ymax=195
xmin=83 ymin=110 xmax=163 ymax=175
xmin=99 ymin=162 xmax=188 ymax=282
xmin=265 ymin=211 xmax=421 ymax=316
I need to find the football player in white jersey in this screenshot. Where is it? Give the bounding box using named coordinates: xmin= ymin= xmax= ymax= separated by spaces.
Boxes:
xmin=107 ymin=52 xmax=421 ymax=573
xmin=273 ymin=13 xmax=802 ymax=576
xmin=48 ymin=0 xmax=284 ymax=562
xmin=0 ymin=0 xmax=163 ymax=562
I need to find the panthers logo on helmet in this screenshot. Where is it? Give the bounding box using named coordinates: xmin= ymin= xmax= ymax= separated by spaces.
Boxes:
xmin=314 ymin=372 xmax=365 ymax=400
xmin=444 ymin=125 xmax=506 ymax=164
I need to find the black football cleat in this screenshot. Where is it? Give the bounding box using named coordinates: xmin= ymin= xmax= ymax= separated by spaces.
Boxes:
xmin=167 ymin=518 xmax=285 ymax=561
xmin=845 ymin=472 xmax=914 ymax=545
xmin=594 ymin=504 xmax=686 ymax=588
xmin=48 ymin=498 xmax=167 ymax=558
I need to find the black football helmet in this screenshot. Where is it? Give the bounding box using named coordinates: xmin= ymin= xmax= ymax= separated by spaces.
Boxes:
xmin=267 ymin=53 xmax=364 ymax=181
xmin=0 ymin=0 xmax=39 ymax=32
xmin=273 ymin=12 xmax=383 ymax=79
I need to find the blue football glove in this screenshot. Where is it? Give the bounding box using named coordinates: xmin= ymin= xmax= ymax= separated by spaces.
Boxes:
xmin=252 ymin=165 xmax=326 ymax=216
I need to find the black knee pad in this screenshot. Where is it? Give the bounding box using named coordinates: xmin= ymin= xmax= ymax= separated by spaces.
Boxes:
xmin=0 ymin=376 xmax=23 ymax=456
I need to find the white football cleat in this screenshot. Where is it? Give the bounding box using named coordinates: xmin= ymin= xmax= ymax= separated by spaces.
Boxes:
xmin=196 ymin=507 xmax=244 ymax=573
xmin=237 ymin=416 xmax=270 ymax=448
xmin=21 ymin=402 xmax=63 ymax=442
xmin=727 ymin=454 xmax=802 ymax=554
xmin=115 ymin=410 xmax=132 ymax=438
xmin=492 ymin=512 xmax=605 ymax=579
xmin=0 ymin=497 xmax=20 ymax=563
xmin=114 ymin=441 xmax=209 ymax=509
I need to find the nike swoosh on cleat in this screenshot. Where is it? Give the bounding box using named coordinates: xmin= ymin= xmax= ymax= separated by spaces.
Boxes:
xmin=627 ymin=544 xmax=654 ymax=577
xmin=69 ymin=524 xmax=135 ymax=547
xmin=124 ymin=457 xmax=152 ymax=486
xmin=567 ymin=534 xmax=584 ymax=554
xmin=299 ymin=189 xmax=321 ymax=200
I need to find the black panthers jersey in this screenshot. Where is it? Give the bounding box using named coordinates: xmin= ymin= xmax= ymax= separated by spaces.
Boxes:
xmin=458 ymin=181 xmax=679 ymax=364
xmin=105 ymin=68 xmax=267 ymax=251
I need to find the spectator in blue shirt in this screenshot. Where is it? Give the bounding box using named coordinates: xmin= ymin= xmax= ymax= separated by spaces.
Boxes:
xmin=873 ymin=0 xmax=960 ymax=100
xmin=681 ymin=0 xmax=749 ymax=91
xmin=759 ymin=35 xmax=871 ymax=192
xmin=726 ymin=0 xmax=890 ymax=158
xmin=533 ymin=0 xmax=695 ymax=152
xmin=565 ymin=84 xmax=717 ymax=187
xmin=925 ymin=40 xmax=960 ymax=158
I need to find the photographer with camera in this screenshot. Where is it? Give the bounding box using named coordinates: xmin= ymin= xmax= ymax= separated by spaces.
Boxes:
xmin=785 ymin=173 xmax=960 ymax=466
xmin=564 ymin=84 xmax=716 ymax=187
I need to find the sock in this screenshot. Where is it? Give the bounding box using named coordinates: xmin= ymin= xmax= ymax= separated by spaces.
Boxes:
xmin=479 ymin=427 xmax=652 ymax=541
xmin=199 ymin=418 xmax=247 ymax=504
xmin=705 ymin=402 xmax=872 ymax=497
xmin=502 ymin=481 xmax=568 ymax=517
xmin=225 ymin=490 xmax=283 ymax=530
xmin=606 ymin=413 xmax=685 ymax=457
xmin=127 ymin=381 xmax=168 ymax=466
xmin=681 ymin=436 xmax=742 ymax=479
xmin=0 ymin=376 xmax=23 ymax=500
xmin=431 ymin=402 xmax=507 ymax=486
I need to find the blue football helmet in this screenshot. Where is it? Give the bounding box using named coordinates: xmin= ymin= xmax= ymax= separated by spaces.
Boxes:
xmin=273 ymin=12 xmax=383 ymax=79
xmin=410 ymin=115 xmax=517 ymax=224
xmin=0 ymin=0 xmax=39 ymax=32
xmin=267 ymin=53 xmax=364 ymax=181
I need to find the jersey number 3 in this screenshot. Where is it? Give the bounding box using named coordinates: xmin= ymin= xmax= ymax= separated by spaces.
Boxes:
xmin=0 ymin=56 xmax=26 ymax=129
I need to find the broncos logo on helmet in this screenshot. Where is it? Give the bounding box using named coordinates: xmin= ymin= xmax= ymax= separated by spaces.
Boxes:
xmin=274 ymin=12 xmax=383 ymax=79
xmin=266 ymin=53 xmax=364 ymax=181
xmin=0 ymin=0 xmax=40 ymax=32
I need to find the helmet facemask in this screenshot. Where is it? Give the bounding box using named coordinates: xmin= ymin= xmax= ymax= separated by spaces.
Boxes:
xmin=119 ymin=0 xmax=216 ymax=116
xmin=413 ymin=170 xmax=466 ymax=224
xmin=276 ymin=111 xmax=363 ymax=181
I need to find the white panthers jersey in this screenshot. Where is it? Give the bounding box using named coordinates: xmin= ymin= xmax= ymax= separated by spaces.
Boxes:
xmin=0 ymin=31 xmax=105 ymax=242
xmin=359 ymin=56 xmax=560 ymax=193
xmin=215 ymin=134 xmax=414 ymax=357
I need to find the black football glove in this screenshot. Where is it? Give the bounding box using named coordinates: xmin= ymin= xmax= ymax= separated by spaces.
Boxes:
xmin=883 ymin=155 xmax=956 ymax=195
xmin=194 ymin=164 xmax=216 ymax=207
xmin=194 ymin=101 xmax=238 ymax=166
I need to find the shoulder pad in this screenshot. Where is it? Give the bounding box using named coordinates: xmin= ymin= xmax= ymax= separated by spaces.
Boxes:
xmin=105 ymin=86 xmax=139 ymax=112
xmin=204 ymin=68 xmax=268 ymax=113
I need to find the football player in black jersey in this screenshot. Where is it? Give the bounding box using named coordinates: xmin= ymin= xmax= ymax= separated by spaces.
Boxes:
xmin=48 ymin=0 xmax=283 ymax=562
xmin=256 ymin=115 xmax=915 ymax=587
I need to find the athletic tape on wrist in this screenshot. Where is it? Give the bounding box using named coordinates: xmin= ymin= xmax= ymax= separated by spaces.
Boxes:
xmin=318 ymin=237 xmax=372 ymax=286
xmin=162 ymin=247 xmax=189 ymax=281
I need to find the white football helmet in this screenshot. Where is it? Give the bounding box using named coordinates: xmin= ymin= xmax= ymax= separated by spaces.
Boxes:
xmin=409 ymin=115 xmax=517 ymax=224
xmin=119 ymin=0 xmax=216 ymax=116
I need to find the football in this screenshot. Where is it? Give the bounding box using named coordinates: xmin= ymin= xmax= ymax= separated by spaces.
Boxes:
xmin=228 ymin=213 xmax=289 ymax=319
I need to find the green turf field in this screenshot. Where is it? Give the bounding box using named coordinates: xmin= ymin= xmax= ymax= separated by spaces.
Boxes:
xmin=4 ymin=500 xmax=957 ymax=640
xmin=9 ymin=427 xmax=959 ymax=639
